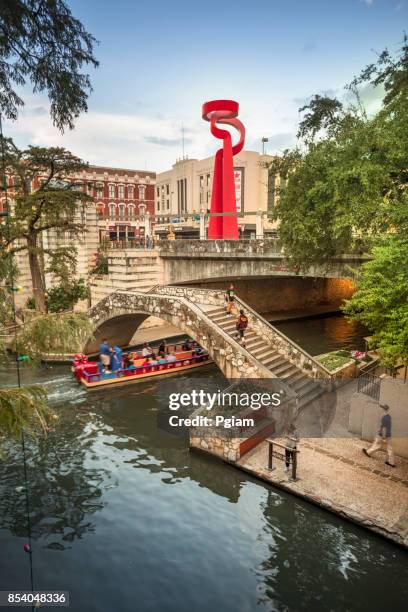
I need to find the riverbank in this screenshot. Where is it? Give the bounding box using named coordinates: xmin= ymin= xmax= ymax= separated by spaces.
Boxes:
xmin=236 ymin=436 xmax=408 ymax=549
xmin=190 ymin=379 xmax=408 ymax=549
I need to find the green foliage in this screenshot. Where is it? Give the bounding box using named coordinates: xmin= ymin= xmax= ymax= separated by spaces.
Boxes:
xmin=0 ymin=385 xmax=55 ymax=444
xmin=317 ymin=352 xmax=352 ymax=372
xmin=0 ymin=139 xmax=93 ymax=312
xmin=47 ymin=278 xmax=90 ymax=313
xmin=12 ymin=312 xmax=94 ymax=358
xmin=343 ymin=237 xmax=408 ymax=367
xmin=269 ymin=37 xmax=408 ymax=271
xmin=0 ymin=0 xmax=98 ymax=131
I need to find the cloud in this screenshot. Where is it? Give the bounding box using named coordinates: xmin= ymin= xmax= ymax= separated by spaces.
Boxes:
xmin=2 ymin=95 xmax=212 ymax=172
xmin=395 ymin=1 xmax=405 ymax=11
xmin=145 ymin=135 xmax=192 ymax=146
xmin=360 ymin=0 xmax=373 ymax=6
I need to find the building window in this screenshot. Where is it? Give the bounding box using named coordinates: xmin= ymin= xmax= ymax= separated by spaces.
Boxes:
xmin=118 ymin=184 xmax=125 ymax=199
xmin=177 ymin=178 xmax=187 ymax=214
xmin=157 ymin=186 xmax=160 ymax=197
xmin=157 ymin=201 xmax=160 ymax=211
xmin=109 ymin=203 xmax=116 ymax=218
xmin=206 ymin=174 xmax=210 ymax=187
xmin=128 ymin=204 xmax=134 ymax=220
xmin=128 ymin=185 xmax=134 ymax=199
xmin=167 ymin=199 xmax=170 ymax=209
xmin=119 ymin=204 xmax=125 ymax=220
xmin=139 ymin=184 xmax=146 ymax=200
xmin=96 ymin=183 xmax=104 ymax=198
xmin=109 ymin=184 xmax=115 ymax=198
xmin=166 ymin=184 xmax=169 ymax=195
xmin=199 ymin=175 xmax=204 ymax=190
xmin=86 ymin=182 xmax=94 ymax=195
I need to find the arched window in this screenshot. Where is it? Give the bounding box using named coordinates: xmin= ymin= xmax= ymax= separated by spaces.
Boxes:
xmin=109 ymin=203 xmax=116 ymax=219
xmin=128 ymin=184 xmax=134 ymax=199
xmin=119 ymin=203 xmax=125 ymax=220
xmin=108 ymin=184 xmax=116 ymax=198
xmin=138 ymin=184 xmax=146 ymax=200
xmin=128 ymin=204 xmax=134 ymax=220
xmin=118 ymin=184 xmax=125 ymax=199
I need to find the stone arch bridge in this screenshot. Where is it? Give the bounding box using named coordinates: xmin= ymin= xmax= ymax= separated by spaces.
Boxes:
xmin=86 ymin=286 xmax=334 ymax=413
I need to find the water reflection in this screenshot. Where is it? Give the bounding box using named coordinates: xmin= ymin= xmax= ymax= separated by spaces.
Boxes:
xmin=274 ymin=313 xmax=368 ymax=356
xmin=1 ymin=364 xmax=408 ymax=612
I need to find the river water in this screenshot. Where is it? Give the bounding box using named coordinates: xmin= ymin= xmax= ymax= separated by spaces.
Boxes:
xmin=0 ymin=361 xmax=407 ymax=612
xmin=273 ymin=313 xmax=368 ymax=356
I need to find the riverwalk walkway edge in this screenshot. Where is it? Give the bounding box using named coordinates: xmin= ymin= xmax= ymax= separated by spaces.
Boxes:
xmin=234 ymin=436 xmax=408 ymax=548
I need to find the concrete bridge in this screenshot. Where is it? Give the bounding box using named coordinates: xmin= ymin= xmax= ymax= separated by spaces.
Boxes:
xmin=90 ymin=239 xmax=364 ymax=316
xmin=86 ymin=285 xmax=335 ymax=413
xmin=157 ymin=239 xmax=370 ymax=285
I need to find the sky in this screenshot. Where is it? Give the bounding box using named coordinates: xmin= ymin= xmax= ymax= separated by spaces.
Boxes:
xmin=4 ymin=0 xmax=407 ymax=172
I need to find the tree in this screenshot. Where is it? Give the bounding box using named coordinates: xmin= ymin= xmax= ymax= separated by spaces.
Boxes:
xmin=343 ymin=237 xmax=408 ymax=367
xmin=0 ymin=385 xmax=55 ymax=453
xmin=0 ymin=0 xmax=98 ymax=131
xmin=269 ymin=36 xmax=408 ymax=270
xmin=11 ymin=311 xmax=94 ymax=359
xmin=1 ymin=139 xmax=93 ymax=312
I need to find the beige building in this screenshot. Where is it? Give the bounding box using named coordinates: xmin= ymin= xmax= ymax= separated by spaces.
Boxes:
xmin=154 ymin=150 xmax=278 ymax=239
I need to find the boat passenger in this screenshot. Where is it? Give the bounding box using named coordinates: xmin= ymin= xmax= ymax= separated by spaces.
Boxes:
xmin=142 ymin=356 xmax=151 ymax=366
xmin=99 ymin=338 xmax=112 ymax=372
xmin=123 ymin=353 xmax=131 ymax=369
xmin=158 ymin=340 xmax=167 ymax=356
xmin=150 ymin=353 xmax=158 ymax=366
xmin=193 ymin=345 xmax=205 ymax=356
xmin=158 ymin=356 xmax=167 ymax=365
xmin=166 ymin=352 xmax=177 ymax=363
xmin=111 ymin=345 xmax=123 ymax=371
xmin=142 ymin=342 xmax=153 ymax=357
xmin=182 ymin=339 xmax=192 ymax=351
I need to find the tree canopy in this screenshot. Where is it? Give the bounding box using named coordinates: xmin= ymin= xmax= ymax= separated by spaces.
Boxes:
xmin=269 ymin=36 xmax=408 ymax=365
xmin=270 ymin=36 xmax=408 ymax=263
xmin=0 ymin=139 xmax=93 ymax=312
xmin=0 ymin=0 xmax=98 ymax=131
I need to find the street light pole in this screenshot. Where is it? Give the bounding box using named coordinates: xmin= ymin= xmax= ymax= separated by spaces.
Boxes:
xmin=262 ymin=137 xmax=269 ymax=155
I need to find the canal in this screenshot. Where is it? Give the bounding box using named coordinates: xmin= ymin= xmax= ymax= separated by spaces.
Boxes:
xmin=273 ymin=313 xmax=368 ymax=356
xmin=0 ymin=361 xmax=407 ymax=612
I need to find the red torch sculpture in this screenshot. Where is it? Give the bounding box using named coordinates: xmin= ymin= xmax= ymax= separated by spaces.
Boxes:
xmin=202 ymin=99 xmax=245 ymax=240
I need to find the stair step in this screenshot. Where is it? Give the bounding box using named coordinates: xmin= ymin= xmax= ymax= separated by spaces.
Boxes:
xmin=245 ymin=338 xmax=265 ymax=351
xmin=273 ymin=363 xmax=300 ymax=378
xmin=252 ymin=346 xmax=274 ymax=359
xmin=290 ymin=375 xmax=312 ymax=391
xmin=263 ymin=354 xmax=286 ymax=368
xmin=297 ymin=384 xmax=324 ymax=408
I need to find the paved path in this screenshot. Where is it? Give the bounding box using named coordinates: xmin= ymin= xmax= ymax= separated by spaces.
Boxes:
xmin=237 ymin=436 xmax=408 ymax=548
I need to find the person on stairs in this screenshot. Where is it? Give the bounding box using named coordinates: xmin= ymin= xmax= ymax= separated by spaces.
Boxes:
xmin=235 ymin=309 xmax=248 ymax=348
xmin=225 ymin=283 xmax=235 ymax=317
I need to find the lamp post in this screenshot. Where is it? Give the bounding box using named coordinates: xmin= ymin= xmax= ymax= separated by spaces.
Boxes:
xmin=262 ymin=137 xmax=269 ymax=155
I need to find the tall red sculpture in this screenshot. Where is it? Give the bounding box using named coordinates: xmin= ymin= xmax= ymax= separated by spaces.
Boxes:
xmin=202 ymin=100 xmax=245 ymax=240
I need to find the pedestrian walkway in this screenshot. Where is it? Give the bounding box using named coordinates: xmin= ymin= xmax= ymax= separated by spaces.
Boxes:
xmin=237 ymin=436 xmax=408 ymax=548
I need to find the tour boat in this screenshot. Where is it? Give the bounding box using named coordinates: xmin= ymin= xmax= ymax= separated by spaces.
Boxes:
xmin=71 ymin=344 xmax=212 ymax=389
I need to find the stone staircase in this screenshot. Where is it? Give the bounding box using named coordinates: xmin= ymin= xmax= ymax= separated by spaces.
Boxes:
xmin=202 ymin=304 xmax=326 ymax=413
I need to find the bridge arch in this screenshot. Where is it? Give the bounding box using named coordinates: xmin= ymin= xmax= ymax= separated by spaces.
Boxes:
xmin=85 ymin=290 xmax=274 ymax=380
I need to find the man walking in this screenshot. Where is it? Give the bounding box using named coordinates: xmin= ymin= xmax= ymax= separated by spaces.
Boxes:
xmin=235 ymin=309 xmax=249 ymax=348
xmin=225 ymin=283 xmax=235 ymax=317
xmin=363 ymin=404 xmax=396 ymax=467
